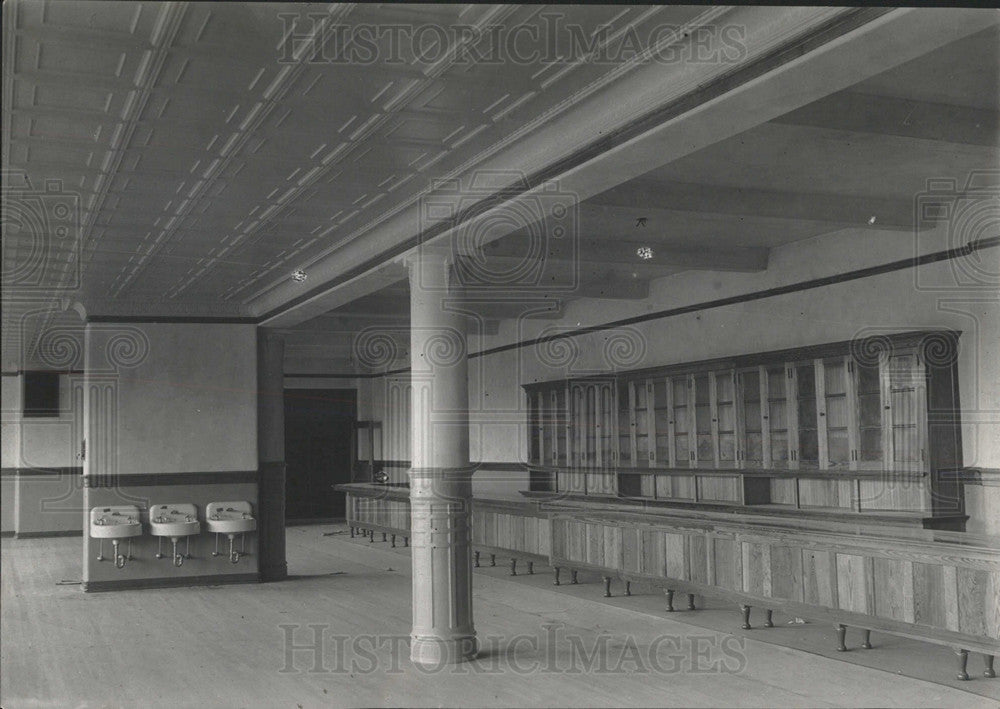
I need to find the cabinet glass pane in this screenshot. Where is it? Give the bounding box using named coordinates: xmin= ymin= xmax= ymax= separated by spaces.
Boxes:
xmin=889 ymin=355 xmax=923 ymax=466
xmin=856 ymin=363 xmax=882 ymax=464
xmin=823 ymin=360 xmax=850 ymax=468
xmin=652 ymin=380 xmax=670 ymax=466
xmin=694 ymin=375 xmax=713 ymax=463
xmin=600 ymin=385 xmax=614 ymax=468
xmin=617 ymin=382 xmax=631 ymax=466
xmin=635 ymin=383 xmax=650 ymax=467
xmin=540 ymin=392 xmax=553 ymax=465
xmin=528 ymin=394 xmax=541 ymax=464
xmin=555 ymin=389 xmax=568 ymax=467
xmin=796 ymin=364 xmax=819 ymax=468
xmin=716 ymin=372 xmax=736 ymax=463
xmin=767 ymin=366 xmax=789 ymax=465
xmin=740 ymin=370 xmax=764 ymax=466
xmin=672 ymin=378 xmax=690 ymax=467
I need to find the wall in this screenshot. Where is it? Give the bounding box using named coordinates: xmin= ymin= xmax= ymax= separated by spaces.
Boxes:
xmin=81 ymin=323 xmax=260 ymax=588
xmin=1 ymin=372 xmax=85 ymax=536
xmin=374 ymin=225 xmax=1000 ymax=532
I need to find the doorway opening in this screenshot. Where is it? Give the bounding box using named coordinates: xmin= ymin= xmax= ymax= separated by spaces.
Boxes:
xmin=284 ymin=388 xmax=356 ymax=522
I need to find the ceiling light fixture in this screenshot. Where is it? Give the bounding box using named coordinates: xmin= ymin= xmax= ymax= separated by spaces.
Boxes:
xmin=291 ymin=270 xmax=308 ymax=282
xmin=636 ymin=246 xmax=653 ymax=260
xmin=868 ymin=215 xmax=877 ymax=225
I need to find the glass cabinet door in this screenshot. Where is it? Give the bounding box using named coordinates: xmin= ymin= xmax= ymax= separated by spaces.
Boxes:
xmin=693 ymin=374 xmax=713 ymax=467
xmin=671 ymin=377 xmax=690 ymax=467
xmin=598 ymin=382 xmax=615 ymax=470
xmin=738 ymin=368 xmax=765 ymax=467
xmin=617 ymin=381 xmax=633 ymax=467
xmin=886 ymin=352 xmax=927 ymax=471
xmin=766 ymin=365 xmax=790 ymax=468
xmin=635 ymin=380 xmax=651 ymax=467
xmin=854 ymin=360 xmax=883 ymax=470
xmin=821 ymin=358 xmax=851 ymax=469
xmin=540 ymin=390 xmax=554 ymax=467
xmin=715 ymin=371 xmax=737 ymax=465
xmin=651 ymin=379 xmax=670 ymax=467
xmin=795 ymin=363 xmax=819 ymax=468
xmin=528 ymin=391 xmax=541 ymax=465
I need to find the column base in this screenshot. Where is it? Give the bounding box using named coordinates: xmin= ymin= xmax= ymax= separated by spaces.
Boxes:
xmin=410 ymin=633 xmax=478 ymax=666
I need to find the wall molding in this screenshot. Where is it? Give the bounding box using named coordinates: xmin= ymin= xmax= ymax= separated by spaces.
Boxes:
xmin=1 ymin=467 xmax=83 ymax=478
xmin=84 ymin=470 xmax=259 ymax=488
xmin=15 ymin=530 xmax=82 ymax=539
xmin=373 ymin=460 xmax=527 ymax=472
xmin=83 ymin=573 xmax=259 ymax=593
xmin=86 ymin=316 xmax=257 ymax=324
xmin=942 ymin=468 xmax=1000 ymax=487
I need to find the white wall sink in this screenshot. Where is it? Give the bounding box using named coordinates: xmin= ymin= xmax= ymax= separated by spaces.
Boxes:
xmin=149 ymin=503 xmax=200 ymax=537
xmin=205 ymin=501 xmax=256 ymax=534
xmin=89 ymin=506 xmax=142 ymax=539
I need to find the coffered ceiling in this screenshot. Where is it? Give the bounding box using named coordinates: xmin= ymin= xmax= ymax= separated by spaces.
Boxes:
xmin=2 ymin=3 xmax=997 ymax=370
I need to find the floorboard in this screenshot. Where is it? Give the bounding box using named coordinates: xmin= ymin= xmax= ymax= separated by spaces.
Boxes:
xmin=1 ymin=528 xmax=995 ymax=708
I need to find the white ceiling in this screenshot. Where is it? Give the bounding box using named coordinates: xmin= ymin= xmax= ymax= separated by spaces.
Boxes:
xmin=2 ymin=4 xmax=997 ymax=370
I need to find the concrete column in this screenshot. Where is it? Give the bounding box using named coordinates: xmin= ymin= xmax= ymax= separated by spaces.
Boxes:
xmin=407 ymin=250 xmax=477 ymax=665
xmin=257 ymin=329 xmax=286 ymax=582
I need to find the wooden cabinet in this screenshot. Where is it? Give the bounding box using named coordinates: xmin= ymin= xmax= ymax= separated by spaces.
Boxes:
xmin=525 ymin=331 xmax=964 ymax=526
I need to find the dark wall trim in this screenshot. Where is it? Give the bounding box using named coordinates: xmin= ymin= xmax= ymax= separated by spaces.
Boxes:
xmin=259 ymin=7 xmax=888 ymax=324
xmin=942 ymin=468 xmax=1000 ymax=487
xmin=376 ymin=460 xmax=527 ymax=472
xmin=84 ymin=470 xmax=259 ymax=488
xmin=83 ymin=573 xmax=259 ymax=593
xmin=15 ymin=530 xmax=82 ymax=539
xmin=1 ymin=467 xmax=83 ymax=478
xmin=285 ymin=373 xmax=361 ymax=379
xmin=86 ymin=316 xmax=257 ymax=324
xmin=1 ymin=371 xmax=19 ymax=377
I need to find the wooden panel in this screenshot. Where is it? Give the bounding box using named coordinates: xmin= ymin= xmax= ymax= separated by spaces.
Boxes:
xmin=836 ymin=553 xmax=871 ymax=614
xmin=769 ymin=545 xmax=803 ymax=601
xmin=673 ymin=474 xmax=696 ymax=500
xmin=604 ymin=525 xmax=621 ymax=570
xmin=688 ymin=535 xmax=709 ymax=584
xmin=697 ymin=475 xmax=740 ymax=502
xmin=587 ymin=523 xmax=604 ymax=566
xmin=911 ymin=562 xmax=948 ymax=629
xmin=623 ymin=527 xmax=641 ymax=573
xmin=956 ymin=567 xmax=991 ymax=637
xmin=639 ymin=475 xmax=655 ymax=498
xmin=664 ymin=532 xmax=686 ymax=580
xmin=798 ymin=478 xmax=850 ymax=508
xmin=873 ymin=557 xmax=915 ymax=623
xmin=742 ymin=542 xmax=770 ymax=595
xmin=641 ymin=529 xmax=662 ymax=576
xmin=802 ymin=549 xmax=837 ymax=607
xmin=713 ymin=537 xmax=738 ymax=591
xmin=858 ymin=479 xmax=926 ymax=512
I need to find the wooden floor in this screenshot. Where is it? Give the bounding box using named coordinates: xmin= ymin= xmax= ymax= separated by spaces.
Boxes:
xmin=2 ymin=528 xmax=996 ymax=709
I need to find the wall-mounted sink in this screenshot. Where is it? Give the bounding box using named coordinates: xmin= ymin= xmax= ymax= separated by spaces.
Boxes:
xmin=206 ymin=501 xmax=255 ymax=563
xmin=90 ymin=506 xmax=142 ymax=539
xmin=90 ymin=506 xmax=142 ymax=569
xmin=206 ymin=501 xmax=256 ymax=535
xmin=149 ymin=503 xmax=200 ymax=567
xmin=149 ymin=503 xmax=200 ymax=538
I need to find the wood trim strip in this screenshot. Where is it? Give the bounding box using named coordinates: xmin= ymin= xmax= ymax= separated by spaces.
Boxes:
xmin=86 ymin=316 xmax=257 ymax=324
xmin=1 ymin=467 xmax=84 ymax=477
xmin=940 ymin=467 xmax=1000 ymax=487
xmin=84 ymin=470 xmax=259 ymax=488
xmin=14 ymin=530 xmax=82 ymax=539
xmin=83 ymin=573 xmax=259 ymax=593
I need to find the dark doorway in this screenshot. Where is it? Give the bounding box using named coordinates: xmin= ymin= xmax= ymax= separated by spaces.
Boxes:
xmin=284 ymin=388 xmax=356 ymax=521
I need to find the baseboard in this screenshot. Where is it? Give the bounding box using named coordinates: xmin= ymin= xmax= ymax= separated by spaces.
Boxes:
xmin=15 ymin=530 xmax=83 ymax=539
xmin=286 ymin=517 xmax=344 ymax=526
xmin=83 ymin=573 xmax=260 ymax=593
xmin=1 ymin=531 xmax=14 ymax=538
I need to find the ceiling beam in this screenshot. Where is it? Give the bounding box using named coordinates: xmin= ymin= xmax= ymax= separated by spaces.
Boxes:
xmin=471 ymin=243 xmax=769 ymax=274
xmin=773 ymin=91 xmax=999 ymax=147
xmin=586 ymin=180 xmax=916 ymax=230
